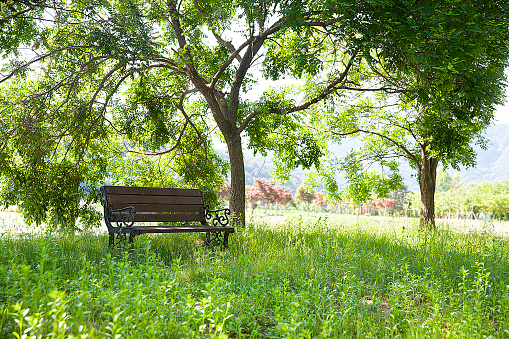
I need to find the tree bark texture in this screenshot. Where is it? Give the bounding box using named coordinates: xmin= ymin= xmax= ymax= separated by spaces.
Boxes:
xmin=226 ymin=134 xmax=246 ymax=227
xmin=418 ymin=147 xmax=438 ymax=230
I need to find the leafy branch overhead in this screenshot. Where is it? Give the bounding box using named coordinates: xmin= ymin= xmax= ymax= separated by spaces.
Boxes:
xmin=0 ymin=0 xmax=508 ymax=229
xmin=313 ymin=0 xmax=509 ymax=228
xmin=0 ymin=0 xmax=386 ymax=227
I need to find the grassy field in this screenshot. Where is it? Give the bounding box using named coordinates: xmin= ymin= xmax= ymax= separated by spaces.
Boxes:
xmin=1 ymin=215 xmax=509 ymax=338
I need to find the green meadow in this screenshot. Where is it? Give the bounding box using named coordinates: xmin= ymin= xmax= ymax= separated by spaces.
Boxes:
xmin=1 ymin=216 xmax=509 ymax=338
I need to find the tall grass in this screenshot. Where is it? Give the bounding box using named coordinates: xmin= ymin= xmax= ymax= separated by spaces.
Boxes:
xmin=1 ymin=217 xmax=508 ymax=338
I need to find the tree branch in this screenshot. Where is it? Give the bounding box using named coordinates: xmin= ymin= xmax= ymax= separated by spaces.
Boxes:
xmin=209 ymin=36 xmax=255 ymax=89
xmin=238 ymin=54 xmax=356 ymax=133
xmin=211 ymin=29 xmax=243 ymax=63
xmin=0 ymin=45 xmax=96 ymax=85
xmin=331 ymin=128 xmax=419 ymax=165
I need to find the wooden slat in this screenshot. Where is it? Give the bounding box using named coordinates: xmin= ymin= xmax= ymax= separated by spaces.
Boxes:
xmin=104 ymin=186 xmax=203 ymax=197
xmin=135 ymin=226 xmax=235 ymax=234
xmin=134 ymin=213 xmax=206 ymax=223
xmin=101 ymin=186 xmax=235 ymax=238
xmin=109 ymin=203 xmax=204 ymax=214
xmin=108 ymin=194 xmax=203 ymax=205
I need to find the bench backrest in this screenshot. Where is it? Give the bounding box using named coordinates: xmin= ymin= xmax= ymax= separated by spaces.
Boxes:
xmin=100 ymin=186 xmax=207 ymax=224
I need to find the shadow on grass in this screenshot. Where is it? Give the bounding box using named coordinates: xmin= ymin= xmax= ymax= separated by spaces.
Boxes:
xmin=1 ymin=220 xmax=508 ymax=338
xmin=1 ymin=222 xmax=507 ymax=292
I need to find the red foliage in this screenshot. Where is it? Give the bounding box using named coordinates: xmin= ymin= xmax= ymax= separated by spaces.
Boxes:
xmin=245 ymin=179 xmax=293 ymax=208
xmin=219 ymin=182 xmax=231 ymax=201
xmin=256 ymin=179 xmax=278 ymax=205
xmin=377 ymin=198 xmax=395 ymax=208
xmin=314 ymin=192 xmax=326 ymax=207
xmin=275 ymin=186 xmax=293 ymax=206
xmin=246 ymin=179 xmax=265 ymax=203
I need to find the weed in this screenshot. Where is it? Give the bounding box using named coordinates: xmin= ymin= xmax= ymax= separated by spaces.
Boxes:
xmin=0 ymin=219 xmax=508 ymax=337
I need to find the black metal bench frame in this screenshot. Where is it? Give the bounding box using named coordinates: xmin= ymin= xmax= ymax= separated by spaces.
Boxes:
xmin=100 ymin=186 xmax=234 ymax=248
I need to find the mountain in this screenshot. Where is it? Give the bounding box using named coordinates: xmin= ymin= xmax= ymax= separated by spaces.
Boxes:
xmin=449 ymin=124 xmax=509 ymax=184
xmin=216 ymin=124 xmax=509 ymax=192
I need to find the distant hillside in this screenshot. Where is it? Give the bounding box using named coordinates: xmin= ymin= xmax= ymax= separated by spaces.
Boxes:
xmin=216 ymin=124 xmax=509 ymax=192
xmin=449 ymin=124 xmax=509 ymax=184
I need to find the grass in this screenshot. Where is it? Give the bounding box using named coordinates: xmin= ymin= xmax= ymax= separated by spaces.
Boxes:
xmin=1 ymin=216 xmax=509 ymax=338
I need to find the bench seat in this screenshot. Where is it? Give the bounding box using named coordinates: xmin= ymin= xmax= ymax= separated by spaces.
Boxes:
xmin=131 ymin=225 xmax=233 ymax=234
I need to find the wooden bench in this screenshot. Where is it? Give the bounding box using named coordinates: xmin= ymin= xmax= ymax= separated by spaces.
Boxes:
xmin=100 ymin=186 xmax=234 ymax=248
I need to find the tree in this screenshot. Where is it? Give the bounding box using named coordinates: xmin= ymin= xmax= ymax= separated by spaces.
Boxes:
xmin=257 ymin=178 xmax=278 ymax=212
xmin=245 ymin=185 xmax=260 ymax=214
xmin=314 ymin=191 xmax=326 ymax=212
xmin=274 ymin=185 xmax=293 ymax=211
xmin=4 ymin=0 xmax=507 ymax=229
xmin=245 ymin=178 xmax=281 ymax=213
xmin=447 ymin=174 xmax=462 ymax=218
xmin=376 ymin=198 xmax=394 ymax=217
xmin=464 ymin=183 xmax=479 ymax=219
xmin=0 ymin=1 xmax=43 ymax=55
xmin=492 ymin=181 xmax=509 ymax=221
xmin=219 ymin=182 xmax=231 ymax=201
xmin=0 ymin=0 xmax=394 ymax=227
xmin=393 ymin=184 xmax=410 ymax=217
xmin=318 ymin=0 xmax=509 ymax=229
xmin=295 ymin=184 xmax=315 ymax=212
xmin=436 ymin=167 xmax=452 ymax=193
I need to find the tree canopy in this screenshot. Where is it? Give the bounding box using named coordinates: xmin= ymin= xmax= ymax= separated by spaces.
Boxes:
xmin=1 ymin=0 xmax=508 ymax=229
xmin=0 ymin=0 xmax=379 ymax=227
xmin=316 ymin=0 xmax=509 ymax=228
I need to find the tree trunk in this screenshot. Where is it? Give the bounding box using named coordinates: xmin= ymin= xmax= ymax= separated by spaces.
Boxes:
xmin=418 ymin=147 xmax=438 ymax=230
xmin=226 ymin=134 xmax=246 ymax=227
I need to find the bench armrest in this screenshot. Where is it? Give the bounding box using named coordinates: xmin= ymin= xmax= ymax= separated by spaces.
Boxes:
xmin=204 ymin=206 xmax=231 ymax=227
xmin=105 ymin=204 xmax=136 ymax=228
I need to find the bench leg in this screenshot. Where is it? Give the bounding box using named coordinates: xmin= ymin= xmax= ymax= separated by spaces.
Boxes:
xmin=204 ymin=231 xmax=229 ymax=249
xmin=223 ymin=232 xmax=230 ymax=249
xmin=108 ymin=233 xmax=130 ymax=248
xmin=204 ymin=232 xmax=211 ymax=247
